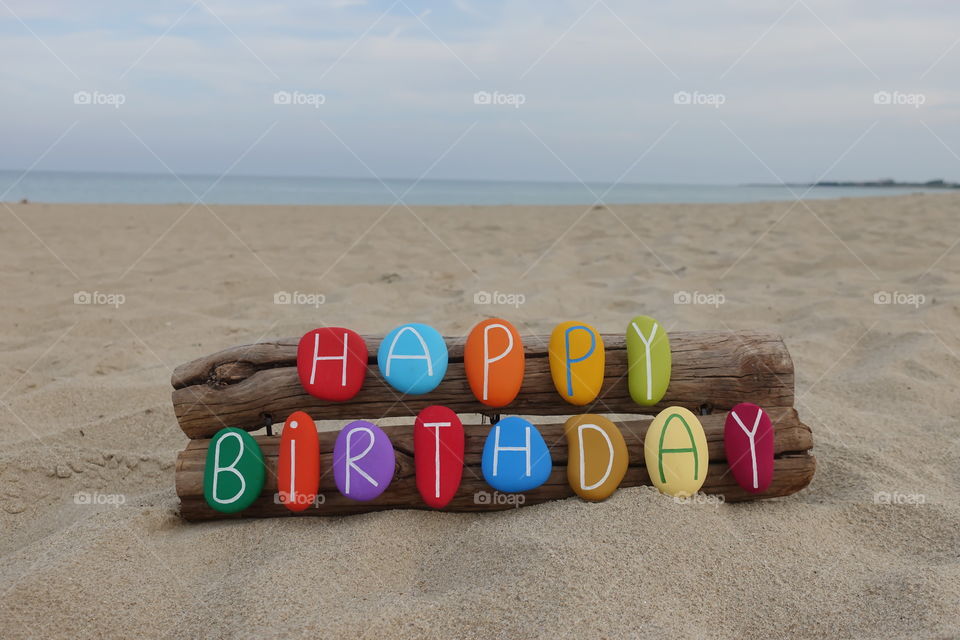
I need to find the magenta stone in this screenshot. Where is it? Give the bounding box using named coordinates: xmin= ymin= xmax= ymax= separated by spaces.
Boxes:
xmin=333 ymin=421 xmax=395 ymax=501
xmin=724 ymin=402 xmax=774 ymax=493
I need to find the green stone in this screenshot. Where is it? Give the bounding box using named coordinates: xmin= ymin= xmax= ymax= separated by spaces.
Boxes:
xmin=203 ymin=427 xmax=266 ymax=513
xmin=626 ymin=315 xmax=671 ymax=406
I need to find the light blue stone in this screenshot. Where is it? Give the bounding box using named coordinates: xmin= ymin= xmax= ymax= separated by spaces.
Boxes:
xmin=481 ymin=417 xmax=552 ymax=493
xmin=377 ymin=323 xmax=449 ymax=394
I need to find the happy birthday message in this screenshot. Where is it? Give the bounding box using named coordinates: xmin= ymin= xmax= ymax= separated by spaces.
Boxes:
xmin=201 ymin=316 xmax=775 ymax=513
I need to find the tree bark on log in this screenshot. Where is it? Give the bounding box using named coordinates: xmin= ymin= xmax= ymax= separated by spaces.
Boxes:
xmin=171 ymin=331 xmax=795 ymax=439
xmin=176 ymin=409 xmax=814 ymax=521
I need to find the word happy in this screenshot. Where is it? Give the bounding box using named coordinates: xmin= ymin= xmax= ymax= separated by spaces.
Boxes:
xmin=203 ymin=316 xmax=776 ymax=513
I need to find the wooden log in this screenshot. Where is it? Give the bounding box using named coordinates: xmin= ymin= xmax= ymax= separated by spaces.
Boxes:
xmin=172 ymin=330 xmax=795 ymax=439
xmin=176 ymin=409 xmax=814 ymax=521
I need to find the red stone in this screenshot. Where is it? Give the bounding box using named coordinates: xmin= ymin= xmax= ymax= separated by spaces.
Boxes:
xmin=724 ymin=402 xmax=774 ymax=493
xmin=414 ymin=405 xmax=464 ymax=509
xmin=296 ymin=328 xmax=368 ymax=401
xmin=277 ymin=411 xmax=321 ymax=512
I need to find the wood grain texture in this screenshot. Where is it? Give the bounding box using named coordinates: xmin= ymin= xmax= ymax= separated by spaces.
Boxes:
xmin=172 ymin=331 xmax=795 ymax=439
xmin=176 ymin=409 xmax=814 ymax=521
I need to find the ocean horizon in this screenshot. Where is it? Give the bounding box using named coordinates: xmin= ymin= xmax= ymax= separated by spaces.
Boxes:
xmin=0 ymin=170 xmax=947 ymax=206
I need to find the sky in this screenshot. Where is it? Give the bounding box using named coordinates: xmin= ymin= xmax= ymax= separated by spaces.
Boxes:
xmin=2 ymin=0 xmax=960 ymax=184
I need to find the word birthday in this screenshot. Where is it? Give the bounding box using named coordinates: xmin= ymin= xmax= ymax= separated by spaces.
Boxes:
xmin=203 ymin=316 xmax=776 ymax=513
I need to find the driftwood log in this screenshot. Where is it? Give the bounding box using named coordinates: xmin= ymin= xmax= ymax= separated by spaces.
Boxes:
xmin=172 ymin=331 xmax=795 ymax=439
xmin=172 ymin=330 xmax=814 ymax=520
xmin=176 ymin=409 xmax=815 ymax=521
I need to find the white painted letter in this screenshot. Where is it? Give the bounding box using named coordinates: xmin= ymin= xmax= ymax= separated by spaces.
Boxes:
xmin=482 ymin=323 xmax=514 ymax=401
xmin=731 ymin=410 xmax=762 ymax=489
xmin=578 ymin=423 xmax=615 ymax=491
xmin=384 ymin=327 xmax=433 ymax=377
xmin=212 ymin=432 xmax=246 ymax=505
xmin=423 ymin=421 xmax=452 ymax=498
xmin=310 ymin=331 xmax=350 ymax=386
xmin=631 ymin=321 xmax=659 ymax=401
xmin=345 ymin=426 xmax=378 ymax=494
xmin=492 ymin=424 xmax=531 ymax=477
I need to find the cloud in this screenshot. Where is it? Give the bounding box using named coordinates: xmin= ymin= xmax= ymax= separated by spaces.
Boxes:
xmin=1 ymin=0 xmax=959 ymax=182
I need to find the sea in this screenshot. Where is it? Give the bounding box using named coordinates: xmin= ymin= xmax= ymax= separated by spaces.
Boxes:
xmin=0 ymin=170 xmax=944 ymax=206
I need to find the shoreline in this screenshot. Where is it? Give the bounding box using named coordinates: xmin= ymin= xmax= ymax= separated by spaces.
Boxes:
xmin=4 ymin=190 xmax=959 ymax=209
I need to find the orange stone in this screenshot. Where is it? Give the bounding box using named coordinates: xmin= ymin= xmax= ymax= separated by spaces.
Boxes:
xmin=277 ymin=411 xmax=321 ymax=512
xmin=464 ymin=318 xmax=525 ymax=408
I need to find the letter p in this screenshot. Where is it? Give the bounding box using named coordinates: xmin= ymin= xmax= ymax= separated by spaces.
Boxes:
xmin=564 ymin=325 xmax=596 ymax=397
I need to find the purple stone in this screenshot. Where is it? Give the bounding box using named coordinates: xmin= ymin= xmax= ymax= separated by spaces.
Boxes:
xmin=333 ymin=421 xmax=395 ymax=501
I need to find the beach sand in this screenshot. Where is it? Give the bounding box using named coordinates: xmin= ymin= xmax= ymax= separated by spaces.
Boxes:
xmin=0 ymin=195 xmax=958 ymax=638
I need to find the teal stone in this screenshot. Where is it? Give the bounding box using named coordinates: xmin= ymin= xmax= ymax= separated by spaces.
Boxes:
xmin=203 ymin=427 xmax=266 ymax=513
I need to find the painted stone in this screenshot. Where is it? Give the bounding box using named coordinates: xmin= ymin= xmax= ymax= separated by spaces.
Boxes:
xmin=644 ymin=406 xmax=709 ymax=497
xmin=203 ymin=427 xmax=265 ymax=513
xmin=724 ymin=402 xmax=774 ymax=493
xmin=377 ymin=323 xmax=448 ymax=395
xmin=296 ymin=328 xmax=368 ymax=401
xmin=626 ymin=315 xmax=671 ymax=406
xmin=464 ymin=318 xmax=525 ymax=407
xmin=414 ymin=405 xmax=465 ymax=509
xmin=548 ymin=321 xmax=605 ymax=406
xmin=277 ymin=411 xmax=320 ymax=512
xmin=481 ymin=416 xmax=552 ymax=493
xmin=563 ymin=414 xmax=629 ymax=501
xmin=332 ymin=421 xmax=395 ymax=501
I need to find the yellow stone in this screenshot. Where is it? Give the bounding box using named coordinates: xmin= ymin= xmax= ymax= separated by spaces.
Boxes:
xmin=644 ymin=406 xmax=709 ymax=497
xmin=564 ymin=414 xmax=628 ymax=501
xmin=548 ymin=321 xmax=605 ymax=406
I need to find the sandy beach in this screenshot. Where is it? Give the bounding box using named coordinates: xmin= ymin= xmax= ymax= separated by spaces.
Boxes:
xmin=1 ymin=194 xmax=958 ymax=638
